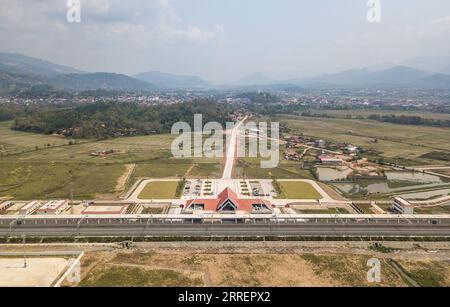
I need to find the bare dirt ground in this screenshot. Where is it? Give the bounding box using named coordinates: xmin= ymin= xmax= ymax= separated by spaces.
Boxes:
xmin=115 ymin=164 xmax=136 ymax=192
xmin=95 ymin=164 xmax=136 ymax=200
xmin=184 ymin=165 xmax=195 ymax=177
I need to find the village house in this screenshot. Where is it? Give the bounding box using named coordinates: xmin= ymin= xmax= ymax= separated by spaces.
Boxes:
xmin=284 ymin=148 xmax=302 ymax=161
xmin=318 ymin=154 xmax=344 ymax=166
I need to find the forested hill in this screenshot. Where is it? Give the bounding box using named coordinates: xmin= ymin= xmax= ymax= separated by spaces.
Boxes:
xmin=12 ymin=100 xmax=232 ymax=139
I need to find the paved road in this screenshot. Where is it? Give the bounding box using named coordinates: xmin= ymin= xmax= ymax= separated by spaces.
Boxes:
xmin=2 ymin=223 xmax=450 ymax=237
xmin=222 ymin=118 xmax=246 ymax=180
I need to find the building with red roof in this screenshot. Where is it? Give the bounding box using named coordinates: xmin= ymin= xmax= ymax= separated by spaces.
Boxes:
xmin=184 ymin=188 xmax=272 ymax=214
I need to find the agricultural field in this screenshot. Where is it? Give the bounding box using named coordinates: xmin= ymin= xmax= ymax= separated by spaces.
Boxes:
xmin=131 ymin=161 xmax=192 ymax=179
xmin=72 ymin=248 xmax=450 ymax=287
xmin=0 ymin=121 xmax=222 ymax=200
xmin=274 ymin=114 xmax=450 ymax=165
xmin=138 ymin=181 xmax=180 ymax=199
xmin=0 ymin=121 xmax=75 ymax=156
xmin=277 ymin=181 xmax=323 ymax=199
xmin=0 ymin=123 xmax=175 ymax=163
xmin=0 ymin=162 xmax=124 ymax=200
xmin=306 ymin=109 xmax=450 ymax=121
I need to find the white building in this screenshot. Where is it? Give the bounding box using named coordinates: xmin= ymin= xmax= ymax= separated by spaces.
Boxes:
xmin=319 ymin=155 xmax=343 ymax=166
xmin=0 ymin=201 xmax=14 ymax=213
xmin=36 ymin=200 xmax=69 ymax=215
xmin=345 ymin=145 xmax=359 ymax=154
xmin=392 ymin=197 xmax=414 ymax=215
xmin=315 ymin=140 xmax=326 ymax=148
xmin=19 ymin=201 xmax=42 ymax=215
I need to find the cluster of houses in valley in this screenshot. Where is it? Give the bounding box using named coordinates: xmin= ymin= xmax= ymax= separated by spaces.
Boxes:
xmin=283 ymin=134 xmax=389 ymax=180
xmin=231 ymin=109 xmax=255 ymax=122
xmin=283 ymin=135 xmax=360 ymax=164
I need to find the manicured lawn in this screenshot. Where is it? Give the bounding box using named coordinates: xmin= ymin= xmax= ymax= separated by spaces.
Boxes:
xmin=138 ymin=181 xmax=180 ymax=199
xmin=278 ymin=181 xmax=323 ymax=199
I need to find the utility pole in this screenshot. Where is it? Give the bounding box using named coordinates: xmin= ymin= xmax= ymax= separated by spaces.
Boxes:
xmin=69 ymin=182 xmax=74 ymax=204
xmin=22 ymin=235 xmax=27 ymax=269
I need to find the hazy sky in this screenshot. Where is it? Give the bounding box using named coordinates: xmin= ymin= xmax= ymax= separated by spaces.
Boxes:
xmin=1 ymin=0 xmax=450 ymax=83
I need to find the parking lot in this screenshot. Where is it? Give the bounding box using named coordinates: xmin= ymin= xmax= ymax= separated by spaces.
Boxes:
xmin=249 ymin=181 xmax=266 ymax=197
xmin=182 ymin=180 xmax=203 ymax=198
xmin=180 ymin=179 xmax=278 ymax=199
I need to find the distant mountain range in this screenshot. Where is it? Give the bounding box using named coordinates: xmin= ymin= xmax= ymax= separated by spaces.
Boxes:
xmin=1 ymin=52 xmax=450 ymax=93
xmin=400 ymin=56 xmax=450 ymax=74
xmin=412 ymin=73 xmax=450 ymax=88
xmin=49 ymin=73 xmax=155 ymax=91
xmin=134 ymin=71 xmax=210 ymax=89
xmin=292 ymin=66 xmax=429 ymax=86
xmin=294 ymin=66 xmax=450 ymax=89
xmin=237 ymin=66 xmax=450 ymax=89
xmin=0 ymin=52 xmax=82 ymax=77
xmin=0 ymin=52 xmax=214 ymax=92
xmin=0 ymin=53 xmax=156 ymax=92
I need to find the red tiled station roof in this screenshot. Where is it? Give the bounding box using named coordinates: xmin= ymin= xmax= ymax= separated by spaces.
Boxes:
xmin=185 ymin=188 xmax=271 ymax=212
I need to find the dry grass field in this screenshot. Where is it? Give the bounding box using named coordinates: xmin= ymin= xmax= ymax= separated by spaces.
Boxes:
xmin=75 ymin=247 xmax=450 ymax=287
xmin=0 ymin=121 xmax=221 ymax=200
